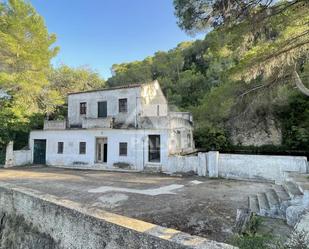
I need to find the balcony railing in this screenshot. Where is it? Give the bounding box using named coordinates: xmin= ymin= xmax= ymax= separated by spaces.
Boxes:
xmin=82 ymin=117 xmax=113 ymax=129
xmin=43 ymin=120 xmax=66 ymax=130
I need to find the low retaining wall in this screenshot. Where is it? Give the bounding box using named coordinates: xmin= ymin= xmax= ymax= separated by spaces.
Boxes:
xmin=218 ymin=154 xmax=308 ymax=183
xmin=165 ymin=152 xmax=308 ymax=182
xmin=4 ymin=141 xmax=31 ymax=167
xmin=164 ymin=153 xmax=206 ymax=176
xmin=0 ymin=183 xmax=235 ymax=249
xmin=13 ymin=150 xmax=31 ymax=166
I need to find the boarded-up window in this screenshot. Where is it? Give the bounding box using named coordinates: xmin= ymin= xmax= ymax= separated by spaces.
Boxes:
xmin=118 ymin=98 xmax=127 ymax=113
xmin=57 ymin=142 xmax=64 ymax=154
xmin=80 ymin=102 xmax=87 ymax=115
xmin=119 ymin=142 xmax=127 ymax=156
xmin=79 ymin=142 xmax=86 ymax=154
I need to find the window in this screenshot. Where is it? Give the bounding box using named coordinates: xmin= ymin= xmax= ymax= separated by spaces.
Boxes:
xmin=57 ymin=142 xmax=64 ymax=154
xmin=157 ymin=105 xmax=160 ymax=116
xmin=80 ymin=102 xmax=87 ymax=115
xmin=118 ymin=98 xmax=128 ymax=113
xmin=119 ymin=142 xmax=127 ymax=156
xmin=148 ymin=135 xmax=160 ymax=162
xmin=79 ymin=142 xmax=86 ymax=154
xmin=98 ymin=101 xmax=107 ymax=118
xmin=187 ymin=133 xmax=192 ymax=148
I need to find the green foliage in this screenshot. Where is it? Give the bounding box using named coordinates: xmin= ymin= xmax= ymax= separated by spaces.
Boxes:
xmin=0 ymin=1 xmax=104 ymax=150
xmin=276 ymin=93 xmax=309 ymax=151
xmin=0 ymin=0 xmax=59 ymax=115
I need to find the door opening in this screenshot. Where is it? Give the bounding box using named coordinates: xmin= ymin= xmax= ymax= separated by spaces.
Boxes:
xmin=33 ymin=139 xmax=46 ymax=165
xmin=148 ymin=135 xmax=160 ymax=163
xmin=96 ymin=137 xmax=107 ymax=163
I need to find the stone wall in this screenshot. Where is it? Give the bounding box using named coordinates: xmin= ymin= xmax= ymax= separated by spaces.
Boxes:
xmin=0 ymin=183 xmax=235 ymax=249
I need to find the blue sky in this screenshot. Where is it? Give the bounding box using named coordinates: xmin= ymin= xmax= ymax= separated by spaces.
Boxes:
xmin=29 ymin=0 xmax=204 ymax=79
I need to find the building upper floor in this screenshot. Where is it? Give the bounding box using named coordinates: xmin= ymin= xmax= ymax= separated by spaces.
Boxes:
xmin=44 ymin=80 xmax=193 ymax=131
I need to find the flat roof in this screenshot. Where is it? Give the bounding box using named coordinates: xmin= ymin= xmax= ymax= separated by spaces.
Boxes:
xmin=68 ymin=83 xmax=142 ymax=95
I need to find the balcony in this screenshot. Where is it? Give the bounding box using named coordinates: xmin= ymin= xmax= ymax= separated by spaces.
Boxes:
xmin=82 ymin=117 xmax=113 ymax=129
xmin=43 ymin=120 xmax=66 ymax=130
xmin=169 ymin=112 xmax=193 ymax=122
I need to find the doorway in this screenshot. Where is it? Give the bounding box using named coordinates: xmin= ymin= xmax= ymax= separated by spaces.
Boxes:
xmin=96 ymin=137 xmax=107 ymax=163
xmin=148 ymin=135 xmax=160 ymax=163
xmin=33 ymin=139 xmax=46 ymax=164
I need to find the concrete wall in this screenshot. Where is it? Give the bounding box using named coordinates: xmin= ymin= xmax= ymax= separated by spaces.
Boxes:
xmin=164 ymin=152 xmax=307 ymax=182
xmin=164 ymin=153 xmax=207 ymax=176
xmin=30 ymin=129 xmax=169 ymax=171
xmin=140 ymin=81 xmax=168 ymax=117
xmin=0 ymin=183 xmax=235 ymax=249
xmin=4 ymin=141 xmax=31 ymax=167
xmin=13 ymin=150 xmax=31 ymax=166
xmin=44 ymin=120 xmax=66 ymax=130
xmin=218 ymin=153 xmax=308 ymax=183
xmin=68 ymin=86 xmax=142 ymax=127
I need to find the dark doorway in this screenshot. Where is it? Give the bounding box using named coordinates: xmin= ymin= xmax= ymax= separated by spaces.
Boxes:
xmin=33 ymin=139 xmax=46 ymax=164
xmin=103 ymin=143 xmax=108 ymax=163
xmin=98 ymin=101 xmax=107 ymax=118
xmin=96 ymin=137 xmax=107 ymax=163
xmin=148 ymin=135 xmax=160 ymax=162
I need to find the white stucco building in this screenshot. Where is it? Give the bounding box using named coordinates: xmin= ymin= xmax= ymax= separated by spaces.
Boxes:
xmin=29 ymin=80 xmax=195 ymax=171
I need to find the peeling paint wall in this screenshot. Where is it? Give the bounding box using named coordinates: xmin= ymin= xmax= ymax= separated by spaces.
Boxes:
xmin=68 ymin=87 xmax=142 ymax=127
xmin=30 ymin=129 xmax=169 ymax=170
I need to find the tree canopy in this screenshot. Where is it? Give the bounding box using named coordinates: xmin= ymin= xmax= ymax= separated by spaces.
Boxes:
xmin=174 ymin=0 xmax=309 ymax=96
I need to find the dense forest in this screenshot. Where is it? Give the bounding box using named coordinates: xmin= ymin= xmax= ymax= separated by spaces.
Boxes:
xmin=0 ymin=0 xmax=308 ymax=164
xmin=108 ymin=0 xmax=309 ymax=153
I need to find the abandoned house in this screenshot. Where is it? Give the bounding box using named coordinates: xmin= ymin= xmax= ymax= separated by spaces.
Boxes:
xmin=29 ymin=80 xmax=194 ymax=170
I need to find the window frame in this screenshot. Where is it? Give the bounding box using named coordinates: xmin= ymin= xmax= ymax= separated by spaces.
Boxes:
xmin=119 ymin=142 xmax=128 ymax=156
xmin=57 ymin=142 xmax=64 ymax=154
xmin=79 ymin=142 xmax=86 ymax=154
xmin=118 ymin=98 xmax=128 ymax=113
xmin=80 ymin=102 xmax=87 ymax=115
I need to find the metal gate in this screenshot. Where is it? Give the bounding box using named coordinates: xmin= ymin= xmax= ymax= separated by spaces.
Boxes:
xmin=33 ymin=139 xmax=46 ymax=164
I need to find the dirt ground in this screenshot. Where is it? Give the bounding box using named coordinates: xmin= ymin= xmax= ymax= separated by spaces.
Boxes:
xmin=0 ymin=166 xmax=290 ymax=242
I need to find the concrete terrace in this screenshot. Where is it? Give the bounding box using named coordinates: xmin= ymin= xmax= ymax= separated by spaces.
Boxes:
xmin=0 ymin=166 xmax=274 ymax=242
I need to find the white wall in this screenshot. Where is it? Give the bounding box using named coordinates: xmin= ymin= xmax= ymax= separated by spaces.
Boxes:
xmin=218 ymin=153 xmax=308 ymax=183
xmin=13 ymin=150 xmax=31 ymax=166
xmin=30 ymin=129 xmax=169 ymax=170
xmin=68 ymin=87 xmax=142 ymax=127
xmin=164 ymin=153 xmax=206 ymax=176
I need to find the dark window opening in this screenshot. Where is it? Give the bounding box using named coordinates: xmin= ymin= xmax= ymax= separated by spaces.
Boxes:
xmin=118 ymin=98 xmax=128 ymax=113
xmin=148 ymin=135 xmax=160 ymax=162
xmin=98 ymin=101 xmax=107 ymax=118
xmin=187 ymin=133 xmax=192 ymax=148
xmin=79 ymin=142 xmax=86 ymax=154
xmin=119 ymin=142 xmax=128 ymax=156
xmin=157 ymin=105 xmax=160 ymax=116
xmin=57 ymin=142 xmax=64 ymax=154
xmin=80 ymin=102 xmax=87 ymax=115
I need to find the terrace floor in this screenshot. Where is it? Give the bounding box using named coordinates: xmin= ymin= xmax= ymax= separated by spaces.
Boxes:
xmin=0 ymin=166 xmax=290 ymax=242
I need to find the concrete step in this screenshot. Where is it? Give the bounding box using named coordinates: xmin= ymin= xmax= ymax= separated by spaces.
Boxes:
xmin=284 ymin=181 xmax=302 ymax=198
xmin=257 ymin=193 xmax=270 ymax=216
xmin=144 ymin=166 xmax=162 ymax=173
xmin=266 ymin=189 xmax=280 ymax=209
xmin=273 ymin=185 xmax=290 ymax=202
xmin=248 ymin=195 xmax=259 ymax=213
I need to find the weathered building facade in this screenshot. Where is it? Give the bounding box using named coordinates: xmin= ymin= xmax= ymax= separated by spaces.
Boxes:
xmin=29 ymin=81 xmax=194 ymax=170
